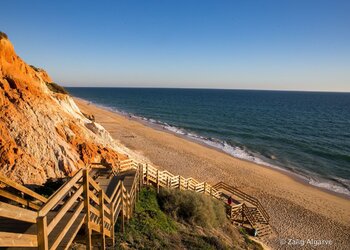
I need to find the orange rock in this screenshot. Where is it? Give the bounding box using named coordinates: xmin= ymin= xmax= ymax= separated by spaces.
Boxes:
xmin=0 ymin=33 xmax=128 ymax=184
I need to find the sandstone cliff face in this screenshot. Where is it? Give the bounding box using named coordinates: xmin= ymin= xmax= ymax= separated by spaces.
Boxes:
xmin=0 ymin=33 xmax=127 ymax=184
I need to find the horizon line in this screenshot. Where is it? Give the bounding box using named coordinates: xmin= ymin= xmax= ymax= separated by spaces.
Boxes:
xmin=63 ymin=86 xmax=350 ymax=94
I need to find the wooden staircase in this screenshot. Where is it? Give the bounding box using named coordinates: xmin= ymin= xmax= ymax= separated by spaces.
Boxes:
xmin=119 ymin=160 xmax=273 ymax=239
xmin=0 ymin=164 xmax=140 ymax=250
xmin=0 ymin=158 xmax=272 ymax=249
xmin=212 ymin=181 xmax=272 ymax=238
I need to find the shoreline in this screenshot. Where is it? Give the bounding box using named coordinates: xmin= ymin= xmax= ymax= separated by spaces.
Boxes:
xmin=76 ymin=97 xmax=349 ymax=199
xmin=132 ymin=115 xmax=350 ymax=200
xmin=74 ymin=97 xmax=350 ymax=248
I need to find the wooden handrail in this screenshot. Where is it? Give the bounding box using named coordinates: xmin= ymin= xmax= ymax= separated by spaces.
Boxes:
xmin=0 ymin=173 xmax=48 ymax=203
xmin=0 ymin=232 xmax=38 ymax=247
xmin=0 ymin=163 xmax=141 ymax=249
xmin=1 ymin=154 xmax=270 ymax=249
xmin=214 ymin=182 xmax=269 ymax=222
xmin=39 ymin=169 xmax=84 ymax=216
xmin=47 ymin=185 xmax=84 ymax=233
xmin=0 ymin=201 xmax=37 ymax=223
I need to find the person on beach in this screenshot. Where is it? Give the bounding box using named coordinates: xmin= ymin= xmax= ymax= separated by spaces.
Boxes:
xmin=228 ymin=196 xmax=232 ymax=205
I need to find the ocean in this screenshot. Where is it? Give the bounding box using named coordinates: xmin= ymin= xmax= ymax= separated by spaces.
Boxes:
xmin=67 ymin=88 xmax=350 ymax=196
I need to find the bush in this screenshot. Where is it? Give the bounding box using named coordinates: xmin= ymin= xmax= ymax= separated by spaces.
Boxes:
xmin=116 ymin=187 xmax=176 ymax=249
xmin=157 ymin=188 xmax=226 ymax=228
xmin=0 ymin=31 xmax=8 ymax=40
xmin=46 ymin=82 xmax=69 ymax=95
xmin=30 ymin=65 xmax=41 ymax=72
xmin=115 ymin=187 xmax=263 ymax=249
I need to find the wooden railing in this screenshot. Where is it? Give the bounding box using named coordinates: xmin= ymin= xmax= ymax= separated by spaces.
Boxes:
xmin=0 ymin=166 xmax=140 ymax=250
xmin=0 ymin=156 xmax=270 ymax=249
xmin=0 ymin=173 xmax=48 ymax=210
xmin=213 ymin=182 xmax=270 ymax=222
xmin=120 ymin=159 xmax=270 ymax=229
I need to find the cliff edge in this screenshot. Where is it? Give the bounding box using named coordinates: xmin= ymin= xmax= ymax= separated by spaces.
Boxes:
xmin=0 ymin=32 xmax=128 ymax=184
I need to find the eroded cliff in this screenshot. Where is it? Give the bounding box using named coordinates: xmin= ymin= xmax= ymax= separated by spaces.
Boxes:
xmin=0 ymin=32 xmax=128 ymax=184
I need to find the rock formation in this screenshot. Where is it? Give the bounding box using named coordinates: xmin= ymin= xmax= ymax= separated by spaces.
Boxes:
xmin=0 ymin=32 xmax=128 ymax=184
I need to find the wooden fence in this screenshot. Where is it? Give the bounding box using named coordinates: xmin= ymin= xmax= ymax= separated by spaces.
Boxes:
xmin=120 ymin=159 xmax=270 ymax=226
xmin=0 ymin=157 xmax=270 ymax=249
xmin=0 ymin=165 xmax=140 ymax=249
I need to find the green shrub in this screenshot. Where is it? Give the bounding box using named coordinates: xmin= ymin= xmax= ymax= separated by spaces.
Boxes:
xmin=157 ymin=188 xmax=226 ymax=228
xmin=116 ymin=187 xmax=177 ymax=248
xmin=46 ymin=82 xmax=69 ymax=95
xmin=0 ymin=31 xmax=8 ymax=40
xmin=115 ymin=187 xmax=263 ymax=249
xmin=30 ymin=65 xmax=41 ymax=72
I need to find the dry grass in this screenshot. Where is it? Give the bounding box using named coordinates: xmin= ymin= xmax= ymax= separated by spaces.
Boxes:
xmin=158 ymin=188 xmax=227 ymax=228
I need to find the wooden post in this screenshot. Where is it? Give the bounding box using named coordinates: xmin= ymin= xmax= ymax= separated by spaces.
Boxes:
xmin=99 ymin=190 xmax=106 ymax=250
xmin=37 ymin=216 xmax=48 ymax=250
xmin=83 ymin=169 xmax=92 ymax=250
xmin=139 ymin=163 xmax=143 ymax=186
xmin=146 ymin=164 xmax=149 ymax=185
xmin=187 ymin=179 xmax=190 ymax=190
xmin=156 ymin=170 xmax=160 ymax=193
xmin=110 ymin=202 xmax=115 ymax=247
xmin=121 ymin=181 xmax=125 ymax=233
xmin=210 ymin=187 xmax=212 ymax=196
xmin=178 ymin=176 xmax=181 ymax=190
xmin=204 ymin=182 xmax=207 ymax=194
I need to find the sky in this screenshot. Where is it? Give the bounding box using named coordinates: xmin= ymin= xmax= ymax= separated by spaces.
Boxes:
xmin=1 ymin=0 xmax=350 ymax=92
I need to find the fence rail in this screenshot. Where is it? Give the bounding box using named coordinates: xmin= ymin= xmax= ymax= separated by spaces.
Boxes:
xmin=0 ymin=165 xmax=140 ymax=250
xmin=120 ymin=159 xmax=270 ymax=227
xmin=0 ymin=156 xmax=270 ymax=249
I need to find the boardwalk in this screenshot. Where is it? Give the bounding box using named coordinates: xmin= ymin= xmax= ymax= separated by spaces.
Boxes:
xmin=0 ymin=159 xmax=271 ymax=249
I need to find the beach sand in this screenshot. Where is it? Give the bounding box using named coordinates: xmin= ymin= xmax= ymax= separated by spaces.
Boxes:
xmin=75 ymin=98 xmax=350 ymax=249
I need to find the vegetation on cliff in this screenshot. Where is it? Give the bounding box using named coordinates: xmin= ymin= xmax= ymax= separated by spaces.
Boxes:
xmin=115 ymin=187 xmax=263 ymax=250
xmin=0 ymin=31 xmax=8 ymax=40
xmin=45 ymin=82 xmax=69 ymax=95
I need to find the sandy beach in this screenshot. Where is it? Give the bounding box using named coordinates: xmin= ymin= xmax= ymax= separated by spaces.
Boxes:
xmin=75 ymin=98 xmax=350 ymax=249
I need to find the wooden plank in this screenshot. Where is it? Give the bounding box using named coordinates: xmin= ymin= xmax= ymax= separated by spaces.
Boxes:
xmin=0 ymin=201 xmax=37 ymax=223
xmin=90 ymin=221 xmax=101 ymax=233
xmin=62 ymin=214 xmax=86 ymax=250
xmin=110 ymin=202 xmax=115 ymax=246
xmin=83 ymin=169 xmax=92 ymax=250
xmin=89 ymin=191 xmax=100 ymax=205
xmin=0 ymin=174 xmax=47 ymax=203
xmin=39 ymin=169 xmax=83 ymax=216
xmin=112 ymin=188 xmax=121 ymax=207
xmin=104 ymin=204 xmax=111 ymax=216
xmin=50 ymin=201 xmax=84 ymax=250
xmin=0 ymin=189 xmax=40 ymax=210
xmin=114 ymin=205 xmax=122 ymax=220
xmin=110 ymin=181 xmax=121 ymax=202
xmin=104 ymin=193 xmax=111 ymax=204
xmin=0 ymin=232 xmax=38 ymax=247
xmin=99 ymin=190 xmax=106 ymax=250
xmin=121 ymin=181 xmax=125 ymax=233
xmin=104 ymin=228 xmax=111 ymax=238
xmin=47 ymin=185 xmax=84 ymax=233
xmin=88 ymin=175 xmax=101 ymax=192
xmin=37 ymin=216 xmax=49 ymax=250
xmin=90 ymin=204 xmax=100 ymax=218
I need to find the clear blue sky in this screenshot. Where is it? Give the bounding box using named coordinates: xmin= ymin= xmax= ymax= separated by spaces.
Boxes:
xmin=1 ymin=0 xmax=349 ymax=91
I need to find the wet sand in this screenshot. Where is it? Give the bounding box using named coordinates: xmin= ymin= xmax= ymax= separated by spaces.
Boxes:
xmin=75 ymin=98 xmax=350 ymax=249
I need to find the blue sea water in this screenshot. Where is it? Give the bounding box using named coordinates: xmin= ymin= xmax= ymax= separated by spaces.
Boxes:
xmin=67 ymin=88 xmax=350 ymax=196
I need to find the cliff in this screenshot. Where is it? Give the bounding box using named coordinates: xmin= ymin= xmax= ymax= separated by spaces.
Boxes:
xmin=0 ymin=32 xmax=128 ymax=184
